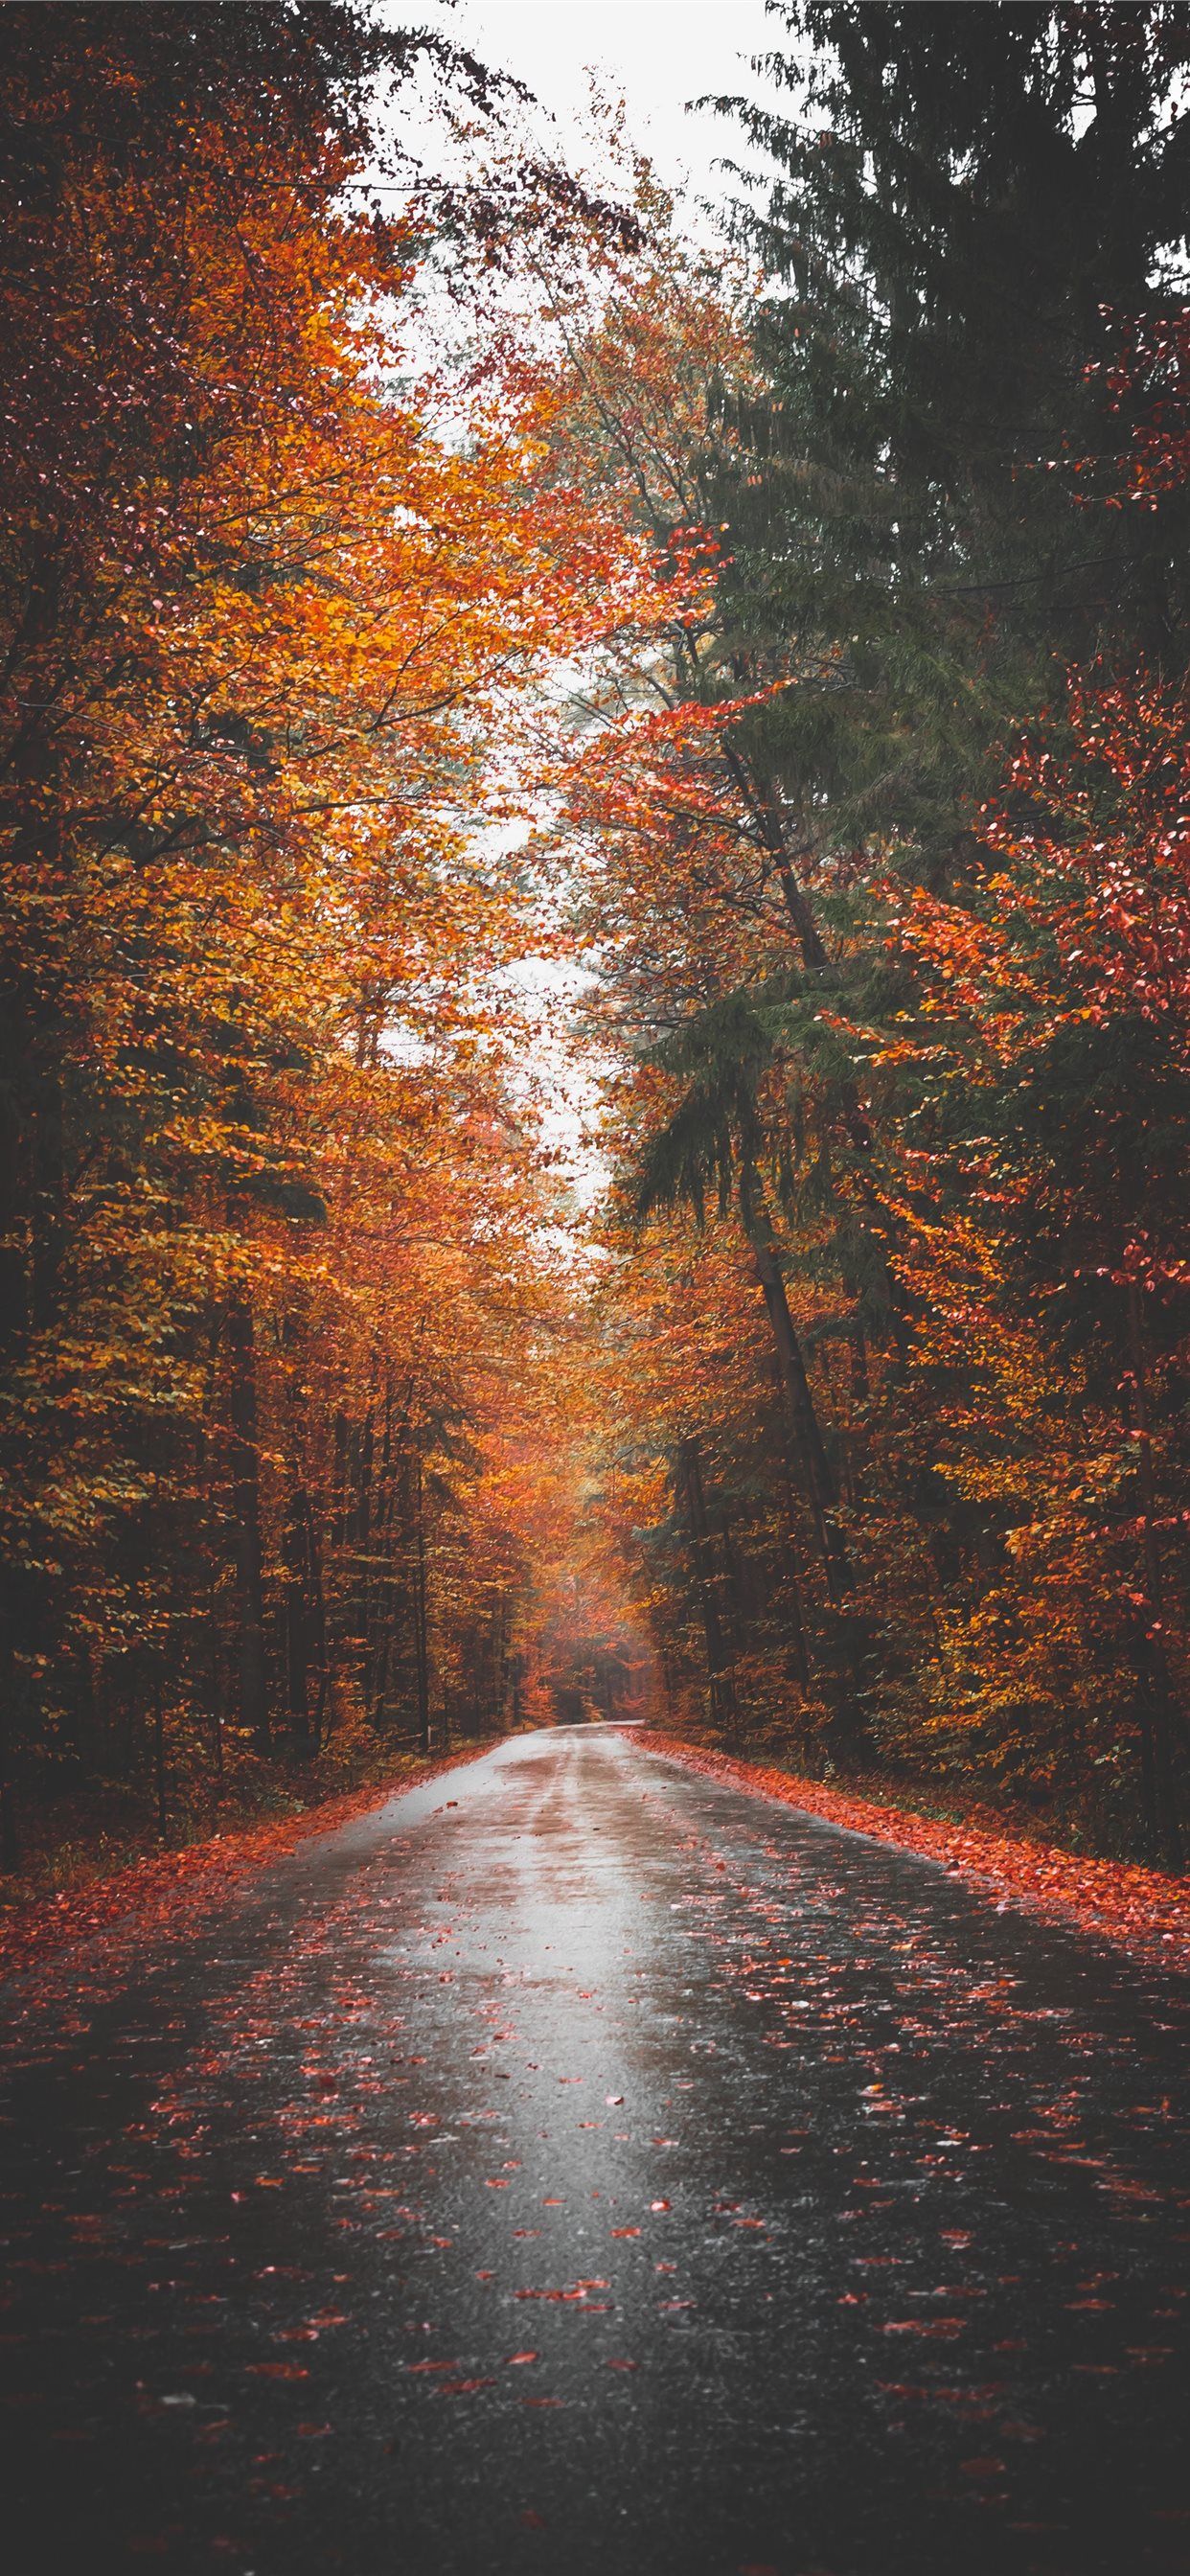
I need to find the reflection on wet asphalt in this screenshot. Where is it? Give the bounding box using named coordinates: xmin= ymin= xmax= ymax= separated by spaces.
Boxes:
xmin=1 ymin=1725 xmax=1187 ymax=2576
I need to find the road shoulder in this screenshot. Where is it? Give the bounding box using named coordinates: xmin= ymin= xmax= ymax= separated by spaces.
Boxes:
xmin=634 ymin=1728 xmax=1190 ymax=1975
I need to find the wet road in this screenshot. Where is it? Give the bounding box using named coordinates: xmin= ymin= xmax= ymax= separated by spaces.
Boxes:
xmin=2 ymin=1725 xmax=1188 ymax=2576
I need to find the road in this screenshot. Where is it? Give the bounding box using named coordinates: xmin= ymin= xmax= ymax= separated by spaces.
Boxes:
xmin=1 ymin=1725 xmax=1187 ymax=2576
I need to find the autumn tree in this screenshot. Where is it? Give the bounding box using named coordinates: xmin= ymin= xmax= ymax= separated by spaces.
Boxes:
xmin=537 ymin=9 xmax=1189 ymax=1859
xmin=0 ymin=3 xmax=654 ymax=1854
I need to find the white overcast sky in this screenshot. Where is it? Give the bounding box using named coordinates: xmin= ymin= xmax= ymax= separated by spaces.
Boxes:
xmin=377 ymin=4 xmax=793 ymax=1202
xmin=394 ymin=1 xmax=790 ymax=224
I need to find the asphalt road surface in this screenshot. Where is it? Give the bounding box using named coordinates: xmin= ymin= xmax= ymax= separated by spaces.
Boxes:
xmin=2 ymin=1726 xmax=1187 ymax=2576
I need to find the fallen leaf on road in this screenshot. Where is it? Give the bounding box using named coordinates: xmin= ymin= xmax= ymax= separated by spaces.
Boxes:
xmin=881 ymin=2320 xmax=966 ymax=2338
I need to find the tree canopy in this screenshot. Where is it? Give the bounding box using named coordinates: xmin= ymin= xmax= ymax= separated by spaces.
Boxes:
xmin=1 ymin=1 xmax=1186 ymax=1877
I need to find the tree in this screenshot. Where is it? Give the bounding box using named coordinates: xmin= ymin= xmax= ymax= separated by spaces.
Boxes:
xmin=0 ymin=3 xmax=658 ymax=1845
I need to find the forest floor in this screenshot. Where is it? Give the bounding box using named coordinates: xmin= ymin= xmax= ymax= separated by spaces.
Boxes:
xmin=0 ymin=1734 xmax=499 ymax=1977
xmin=637 ymin=1727 xmax=1190 ymax=1975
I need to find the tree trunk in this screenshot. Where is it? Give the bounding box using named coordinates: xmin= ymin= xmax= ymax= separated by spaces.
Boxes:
xmin=349 ymin=1407 xmax=375 ymax=1646
xmin=492 ymin=1595 xmax=510 ymax=1732
xmin=744 ymin=1192 xmax=850 ymax=1609
xmin=205 ymin=1552 xmax=226 ymax=1787
xmin=677 ymin=1434 xmax=736 ymax=1734
xmin=1126 ymin=1280 xmax=1183 ymax=1873
xmin=0 ymin=1054 xmax=28 ymax=1365
xmin=414 ymin=1453 xmax=431 ymax=1755
xmin=29 ymin=1052 xmax=66 ymax=1332
xmin=843 ymin=1319 xmax=871 ymax=1507
xmin=365 ymin=1379 xmax=397 ymax=1717
xmin=774 ymin=1494 xmax=812 ymax=1693
xmin=225 ymin=1284 xmax=269 ymax=1754
xmin=1137 ymin=1701 xmax=1158 ymax=1863
xmin=719 ymin=1512 xmax=748 ymax=1656
xmin=659 ymin=1646 xmax=675 ymax=1727
xmin=765 ymin=1356 xmax=812 ymax=1691
xmin=283 ymin=1484 xmax=327 ymax=1753
xmin=0 ymin=1611 xmax=18 ymax=1869
xmin=153 ymin=1684 xmax=168 ymax=1841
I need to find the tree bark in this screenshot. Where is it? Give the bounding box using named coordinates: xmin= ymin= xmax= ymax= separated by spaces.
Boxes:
xmin=1126 ymin=1280 xmax=1183 ymax=1874
xmin=153 ymin=1683 xmax=168 ymax=1841
xmin=283 ymin=1484 xmax=326 ymax=1753
xmin=225 ymin=1284 xmax=269 ymax=1754
xmin=350 ymin=1407 xmax=375 ymax=1646
xmin=677 ymin=1434 xmax=736 ymax=1733
xmin=0 ymin=1611 xmax=18 ymax=1868
xmin=414 ymin=1453 xmax=431 ymax=1754
xmin=743 ymin=1186 xmax=850 ymax=1609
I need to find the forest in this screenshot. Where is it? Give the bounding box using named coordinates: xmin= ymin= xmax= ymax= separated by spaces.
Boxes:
xmin=1 ymin=0 xmax=1187 ymax=1888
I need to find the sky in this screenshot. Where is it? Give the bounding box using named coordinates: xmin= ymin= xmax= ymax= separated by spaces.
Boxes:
xmin=400 ymin=1 xmax=789 ymax=224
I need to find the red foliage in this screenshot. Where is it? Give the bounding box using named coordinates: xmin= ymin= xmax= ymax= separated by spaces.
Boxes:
xmin=0 ymin=1746 xmax=484 ymax=1981
xmin=638 ymin=1731 xmax=1190 ymax=1973
xmin=1096 ymin=306 xmax=1190 ymax=502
